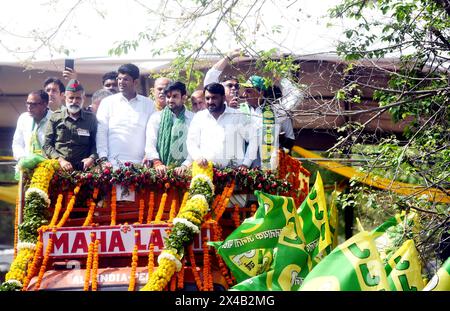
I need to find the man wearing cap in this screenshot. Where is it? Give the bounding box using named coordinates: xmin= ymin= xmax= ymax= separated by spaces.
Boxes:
xmin=43 ymin=79 xmax=98 ymax=172
xmin=241 ymin=75 xmax=295 ymax=170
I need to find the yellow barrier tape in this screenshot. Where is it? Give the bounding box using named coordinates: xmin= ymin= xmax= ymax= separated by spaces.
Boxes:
xmin=0 ymin=184 xmax=18 ymax=205
xmin=293 ymin=146 xmax=450 ymax=204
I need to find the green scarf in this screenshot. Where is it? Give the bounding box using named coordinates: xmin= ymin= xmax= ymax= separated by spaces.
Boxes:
xmin=157 ymin=106 xmax=188 ymax=166
xmin=30 ymin=118 xmax=45 ymax=156
xmin=261 ymin=103 xmax=275 ymax=170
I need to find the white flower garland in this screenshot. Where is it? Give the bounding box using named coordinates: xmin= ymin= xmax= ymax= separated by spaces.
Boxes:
xmin=191 ymin=174 xmax=214 ymax=192
xmin=17 ymin=242 xmax=37 ymax=251
xmin=25 ymin=187 xmax=50 ymax=206
xmin=173 ymin=217 xmax=200 ymax=234
xmin=158 ymin=251 xmax=182 ymax=272
xmin=4 ymin=279 xmax=22 ymax=288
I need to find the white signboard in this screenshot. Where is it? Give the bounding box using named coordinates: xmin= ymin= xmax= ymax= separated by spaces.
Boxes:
xmin=42 ymin=224 xmax=209 ymax=258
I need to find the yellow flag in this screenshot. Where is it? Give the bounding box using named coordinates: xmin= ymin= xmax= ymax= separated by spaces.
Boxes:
xmin=423 ymin=257 xmax=450 ymax=291
xmin=385 ymin=239 xmax=424 ymax=291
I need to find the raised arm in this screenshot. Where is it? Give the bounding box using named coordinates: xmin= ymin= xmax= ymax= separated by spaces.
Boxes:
xmin=203 ymin=49 xmax=242 ymax=87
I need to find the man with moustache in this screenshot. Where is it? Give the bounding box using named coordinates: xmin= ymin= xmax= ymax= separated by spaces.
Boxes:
xmin=187 ymin=83 xmax=257 ymax=168
xmin=96 ymin=63 xmax=155 ymax=167
xmin=151 ymin=77 xmax=171 ymax=111
xmin=203 ymin=50 xmax=242 ymax=109
xmin=12 ymin=90 xmax=52 ymax=161
xmin=43 ymin=79 xmax=98 ymax=172
xmin=144 ymin=81 xmax=194 ymax=175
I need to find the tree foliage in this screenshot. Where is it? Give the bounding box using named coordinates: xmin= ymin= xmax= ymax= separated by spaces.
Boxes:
xmin=330 ymin=0 xmax=449 ymax=272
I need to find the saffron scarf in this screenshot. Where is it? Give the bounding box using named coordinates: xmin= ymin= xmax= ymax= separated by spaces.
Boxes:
xmin=157 ymin=106 xmax=188 ymax=166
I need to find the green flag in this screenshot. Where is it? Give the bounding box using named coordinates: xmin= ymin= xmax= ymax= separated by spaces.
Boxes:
xmin=423 ymin=257 xmax=450 ymax=291
xmin=212 ymin=173 xmax=333 ymax=283
xmin=300 ymin=231 xmax=391 ymax=291
xmin=385 ymin=239 xmax=424 ymax=291
xmin=371 ymin=212 xmax=417 ymax=263
xmin=232 ymin=221 xmax=310 ymax=291
xmin=296 ymin=172 xmax=333 ymax=263
xmin=328 ymin=189 xmax=340 ymax=250
xmin=211 ymin=191 xmax=300 ymax=283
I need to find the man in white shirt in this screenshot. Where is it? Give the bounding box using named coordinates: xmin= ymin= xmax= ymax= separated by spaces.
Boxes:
xmin=144 ymin=81 xmax=194 ymax=176
xmin=96 ymin=63 xmax=155 ymax=167
xmin=241 ymin=75 xmax=296 ymax=170
xmin=187 ymin=83 xmax=257 ymax=168
xmin=12 ymin=90 xmax=52 ymax=161
xmin=203 ymin=50 xmax=242 ymax=109
xmin=204 ymin=50 xmax=304 ymax=112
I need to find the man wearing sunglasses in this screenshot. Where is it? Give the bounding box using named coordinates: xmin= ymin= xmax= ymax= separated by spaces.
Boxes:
xmin=12 ymin=90 xmax=52 ymax=161
xmin=203 ymin=49 xmax=243 ymax=109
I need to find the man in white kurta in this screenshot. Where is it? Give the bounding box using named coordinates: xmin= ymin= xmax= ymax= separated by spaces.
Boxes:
xmin=187 ymin=83 xmax=257 ymax=168
xmin=96 ymin=63 xmax=155 ymax=167
xmin=96 ymin=63 xmax=155 ymax=200
xmin=144 ymin=81 xmax=194 ymax=175
xmin=12 ymin=90 xmax=52 ymax=161
xmin=241 ymin=75 xmax=296 ymax=170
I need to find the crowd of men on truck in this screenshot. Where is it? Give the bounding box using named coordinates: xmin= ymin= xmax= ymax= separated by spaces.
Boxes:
xmin=12 ymin=51 xmax=303 ymax=193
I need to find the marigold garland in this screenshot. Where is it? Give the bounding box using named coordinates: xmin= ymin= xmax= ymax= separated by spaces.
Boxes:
xmin=49 ymin=193 xmax=63 ymax=227
xmin=170 ymin=273 xmax=177 ymax=291
xmin=168 ymin=197 xmax=178 ymax=222
xmin=147 ymin=241 xmax=155 ymax=279
xmin=153 ymin=192 xmax=167 ymax=223
xmin=91 ymin=239 xmax=100 ymax=291
xmin=83 ymin=188 xmax=98 ymax=227
xmin=202 ymin=237 xmax=213 ymax=291
xmin=21 ymin=228 xmax=45 ymax=291
xmin=34 ymin=229 xmax=55 ymax=290
xmin=187 ymin=245 xmax=203 ymax=291
xmin=177 ymin=258 xmax=185 ymax=290
xmin=57 ymin=185 xmax=80 ymax=228
xmin=128 ymin=242 xmax=139 ymax=291
xmin=138 ymin=197 xmax=145 ymax=224
xmin=110 ymin=186 xmax=117 ymax=226
xmin=5 ymin=243 xmax=35 ymax=288
xmin=141 ymin=162 xmax=214 ymax=291
xmin=83 ymin=240 xmax=94 ymax=291
xmin=13 ymin=189 xmax=20 ymax=259
xmin=146 ymin=191 xmax=155 ymax=223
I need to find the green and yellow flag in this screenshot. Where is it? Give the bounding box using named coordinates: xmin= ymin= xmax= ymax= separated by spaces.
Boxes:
xmin=300 ymin=231 xmax=390 ymax=291
xmin=297 ymin=172 xmax=333 ymax=263
xmin=371 ymin=212 xmax=417 ymax=263
xmin=231 ymin=221 xmax=310 ymax=291
xmin=423 ymin=257 xmax=450 ymax=291
xmin=385 ymin=239 xmax=424 ymax=291
xmin=211 ymin=191 xmax=300 ymax=283
xmin=328 ymin=189 xmax=340 ymax=249
xmin=212 ymin=173 xmax=333 ymax=284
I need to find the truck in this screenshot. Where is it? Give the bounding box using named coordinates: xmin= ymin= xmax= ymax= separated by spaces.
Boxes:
xmin=3 ymin=152 xmax=309 ymax=291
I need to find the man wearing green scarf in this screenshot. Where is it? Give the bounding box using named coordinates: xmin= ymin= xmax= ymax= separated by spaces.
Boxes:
xmin=144 ymin=81 xmax=194 ymax=175
xmin=240 ymin=75 xmax=295 ymax=171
